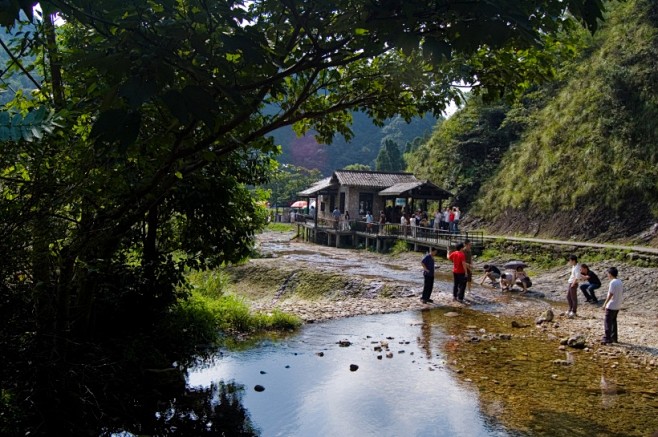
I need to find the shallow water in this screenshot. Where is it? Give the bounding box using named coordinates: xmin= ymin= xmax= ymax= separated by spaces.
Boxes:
xmin=188 ymin=311 xmax=513 ymax=436
xmin=188 ymin=307 xmax=658 ymax=436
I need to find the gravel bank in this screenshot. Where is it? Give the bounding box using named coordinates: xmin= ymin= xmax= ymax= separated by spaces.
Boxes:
xmin=239 ymin=231 xmax=658 ymax=363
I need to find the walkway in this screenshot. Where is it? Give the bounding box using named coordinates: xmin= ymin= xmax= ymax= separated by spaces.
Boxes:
xmin=484 ymin=234 xmax=658 ymax=256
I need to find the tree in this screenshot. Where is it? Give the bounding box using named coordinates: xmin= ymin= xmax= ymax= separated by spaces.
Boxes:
xmin=343 ymin=163 xmax=372 ymax=171
xmin=264 ymin=164 xmax=322 ymax=207
xmin=375 ymin=139 xmax=404 ymax=172
xmin=0 ymin=0 xmax=607 ymax=433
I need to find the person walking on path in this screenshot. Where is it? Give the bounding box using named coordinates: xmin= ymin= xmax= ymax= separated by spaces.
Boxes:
xmin=566 ymin=254 xmax=581 ymax=318
xmin=579 ymin=264 xmax=601 ymax=304
xmin=448 ymin=242 xmax=469 ymax=303
xmin=420 ymin=248 xmax=439 ymax=304
xmin=601 ymin=267 xmax=624 ymax=345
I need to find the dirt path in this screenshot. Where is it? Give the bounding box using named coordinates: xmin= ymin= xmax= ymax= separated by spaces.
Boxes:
xmin=237 ymin=230 xmax=658 ymax=363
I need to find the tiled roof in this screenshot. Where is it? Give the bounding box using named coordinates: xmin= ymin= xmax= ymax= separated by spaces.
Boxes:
xmin=378 ymin=181 xmax=425 ymax=196
xmin=297 ymin=177 xmax=335 ymax=196
xmin=379 ymin=180 xmax=453 ymax=198
xmin=333 ymin=170 xmax=418 ymax=188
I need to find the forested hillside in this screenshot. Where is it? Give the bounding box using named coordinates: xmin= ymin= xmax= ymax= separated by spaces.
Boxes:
xmin=407 ymin=0 xmax=658 ymax=244
xmin=271 ymin=112 xmax=439 ymax=175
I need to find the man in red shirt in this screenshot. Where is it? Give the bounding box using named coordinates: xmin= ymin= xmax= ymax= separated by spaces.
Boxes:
xmin=447 ymin=242 xmax=469 ymax=303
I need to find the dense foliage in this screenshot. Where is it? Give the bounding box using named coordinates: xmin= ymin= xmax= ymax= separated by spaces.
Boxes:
xmin=405 ymin=96 xmax=519 ymax=207
xmin=472 ymin=0 xmax=658 ymax=241
xmin=405 ymin=0 xmax=658 ymax=242
xmin=0 ymin=0 xmax=607 ymax=434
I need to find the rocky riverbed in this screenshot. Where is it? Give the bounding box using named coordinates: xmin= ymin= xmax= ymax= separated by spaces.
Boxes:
xmin=230 ymin=230 xmax=658 ymax=366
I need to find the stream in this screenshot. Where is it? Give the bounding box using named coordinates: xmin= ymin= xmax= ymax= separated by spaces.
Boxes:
xmin=181 ymin=235 xmax=658 ymax=436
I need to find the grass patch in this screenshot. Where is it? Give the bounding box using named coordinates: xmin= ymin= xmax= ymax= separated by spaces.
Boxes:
xmin=265 ymin=222 xmax=295 ymax=232
xmin=389 ymin=240 xmax=410 ymax=255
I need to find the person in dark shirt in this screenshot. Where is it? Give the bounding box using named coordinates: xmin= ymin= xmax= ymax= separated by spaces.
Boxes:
xmin=480 ymin=264 xmax=501 ymax=288
xmin=420 ymin=248 xmax=439 ymax=303
xmin=580 ymin=264 xmax=602 ymax=304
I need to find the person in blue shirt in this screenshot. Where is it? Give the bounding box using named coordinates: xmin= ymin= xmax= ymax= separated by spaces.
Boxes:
xmin=420 ymin=248 xmax=439 ymax=303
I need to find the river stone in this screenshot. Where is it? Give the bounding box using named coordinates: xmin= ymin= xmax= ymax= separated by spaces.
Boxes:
xmin=536 ymin=308 xmax=555 ymax=325
xmin=445 ymin=312 xmax=460 ymax=317
xmin=350 ymin=364 xmax=359 ymax=371
xmin=254 ymin=385 xmax=265 ymax=392
xmin=337 ymin=339 xmax=352 ymax=347
xmin=316 ymin=352 xmax=324 ymax=357
xmin=567 ymin=334 xmax=587 ymax=349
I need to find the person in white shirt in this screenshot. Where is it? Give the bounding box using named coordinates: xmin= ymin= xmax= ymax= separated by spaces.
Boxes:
xmin=601 ymin=267 xmax=623 ymax=345
xmin=452 ymin=207 xmax=461 ymax=233
xmin=566 ymin=254 xmax=581 ymax=318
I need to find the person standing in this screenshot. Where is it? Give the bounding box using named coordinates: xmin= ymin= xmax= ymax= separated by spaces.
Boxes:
xmin=342 ymin=210 xmax=351 ymax=231
xmin=332 ymin=206 xmax=341 ymax=229
xmin=463 ymin=239 xmax=473 ymax=292
xmin=601 ymin=267 xmax=624 ymax=345
xmin=579 ymin=264 xmax=602 ymax=304
xmin=448 ymin=242 xmax=469 ymax=303
xmin=378 ymin=210 xmax=386 ymax=234
xmin=452 ymin=207 xmax=461 ymax=234
xmin=566 ymin=254 xmax=581 ymax=318
xmin=442 ymin=207 xmax=450 ymax=231
xmin=420 ymin=248 xmax=439 ymax=304
xmin=448 ymin=208 xmax=455 ymax=233
xmin=365 ymin=211 xmax=374 ymax=232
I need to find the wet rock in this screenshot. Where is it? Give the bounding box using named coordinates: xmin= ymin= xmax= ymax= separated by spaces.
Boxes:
xmin=567 ymin=334 xmax=587 ymax=349
xmin=536 ymin=308 xmax=554 ymax=325
xmin=254 ymin=385 xmax=265 ymax=392
xmin=285 ymin=365 xmax=290 ymax=368
xmin=260 ymin=370 xmax=267 ymax=374
xmin=377 ymin=355 xmax=382 ymax=360
xmin=350 ymin=364 xmax=359 ymax=371
xmin=316 ymin=352 xmax=324 ymax=357
xmin=398 ymin=350 xmax=405 ymax=354
xmin=337 ymin=339 xmax=352 ymax=347
xmin=511 ymin=321 xmax=529 ymax=328
xmin=374 ymin=345 xmax=382 ymax=352
xmin=560 ymin=338 xmax=569 ymax=346
xmin=498 ymin=334 xmax=512 ymax=340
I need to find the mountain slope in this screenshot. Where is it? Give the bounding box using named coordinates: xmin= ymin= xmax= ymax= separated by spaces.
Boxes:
xmin=468 ymin=0 xmax=658 ymax=243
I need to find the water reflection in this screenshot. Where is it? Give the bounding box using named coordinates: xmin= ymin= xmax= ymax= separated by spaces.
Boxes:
xmin=188 ymin=311 xmax=512 ymax=436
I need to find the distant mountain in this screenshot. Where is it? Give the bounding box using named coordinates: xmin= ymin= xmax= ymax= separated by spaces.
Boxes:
xmin=270 ymin=112 xmax=439 ymax=175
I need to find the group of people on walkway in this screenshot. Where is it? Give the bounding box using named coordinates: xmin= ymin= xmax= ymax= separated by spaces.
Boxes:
xmin=420 ymin=249 xmax=624 ymax=346
xmin=432 ymin=206 xmax=462 ymax=233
